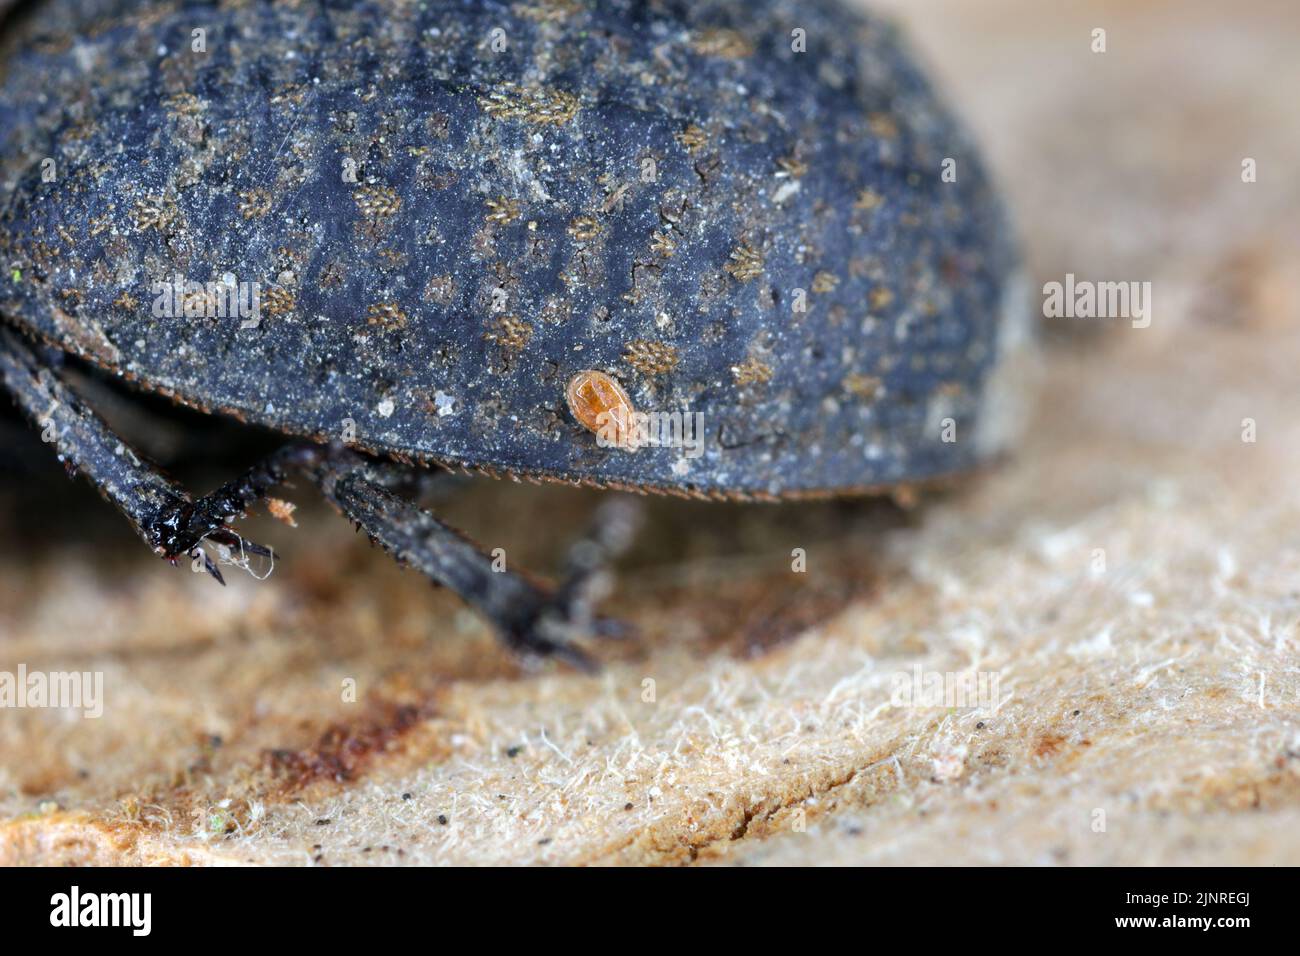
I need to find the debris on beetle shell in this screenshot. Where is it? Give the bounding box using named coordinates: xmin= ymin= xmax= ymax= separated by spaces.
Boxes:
xmin=267 ymin=498 xmax=299 ymax=527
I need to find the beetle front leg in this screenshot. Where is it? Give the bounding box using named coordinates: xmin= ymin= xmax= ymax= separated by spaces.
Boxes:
xmin=0 ymin=326 xmax=271 ymax=581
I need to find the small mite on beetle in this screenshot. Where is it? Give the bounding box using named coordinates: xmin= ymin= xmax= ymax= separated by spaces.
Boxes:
xmin=566 ymin=370 xmax=638 ymax=451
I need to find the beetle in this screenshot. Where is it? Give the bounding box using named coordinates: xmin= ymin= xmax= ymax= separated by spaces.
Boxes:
xmin=0 ymin=0 xmax=1022 ymax=668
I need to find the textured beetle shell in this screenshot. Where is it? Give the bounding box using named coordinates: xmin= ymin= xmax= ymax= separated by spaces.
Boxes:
xmin=0 ymin=0 xmax=1018 ymax=499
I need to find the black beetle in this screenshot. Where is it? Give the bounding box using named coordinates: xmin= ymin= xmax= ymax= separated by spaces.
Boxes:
xmin=0 ymin=0 xmax=1022 ymax=667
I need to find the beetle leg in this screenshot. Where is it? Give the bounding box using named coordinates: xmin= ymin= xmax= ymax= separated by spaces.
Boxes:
xmin=145 ymin=443 xmax=318 ymax=559
xmin=304 ymin=451 xmax=636 ymax=670
xmin=0 ymin=327 xmax=274 ymax=569
xmin=1 ymin=326 xmax=191 ymax=546
xmin=549 ymin=496 xmax=642 ymax=641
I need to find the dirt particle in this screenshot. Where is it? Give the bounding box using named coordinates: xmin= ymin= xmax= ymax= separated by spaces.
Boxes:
xmin=868 ymin=286 xmax=894 ymax=311
xmin=478 ymin=83 xmax=579 ymax=125
xmin=266 ymin=497 xmax=298 ymax=527
xmin=675 ymin=123 xmax=709 ymax=153
xmin=724 ymin=243 xmax=765 ymax=282
xmin=238 ymin=188 xmax=272 ymax=219
xmin=484 ymin=314 xmax=533 ymax=353
xmin=812 ymin=270 xmax=839 ymax=294
xmin=263 ymin=286 xmax=296 ymax=318
xmin=732 ymin=356 xmax=774 ymax=386
xmin=624 ymin=338 xmax=680 ymax=376
xmin=354 ymin=184 xmax=402 ymax=219
xmin=568 ymin=216 xmax=601 ymax=242
xmin=691 ymin=28 xmax=754 ymax=59
xmin=485 ymin=197 xmax=522 ymax=224
xmin=842 ymin=373 xmax=882 ymax=399
xmin=854 ymin=188 xmax=883 ymax=211
xmin=367 ymin=301 xmax=409 ymax=331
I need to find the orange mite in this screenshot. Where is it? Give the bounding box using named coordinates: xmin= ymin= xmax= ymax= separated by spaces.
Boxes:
xmin=565 ymin=370 xmax=638 ymax=451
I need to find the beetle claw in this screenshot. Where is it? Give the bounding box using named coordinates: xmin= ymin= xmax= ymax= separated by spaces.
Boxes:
xmin=197 ymin=548 xmax=226 ymax=586
xmin=241 ymin=540 xmax=276 ymax=559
